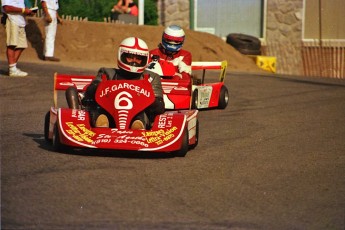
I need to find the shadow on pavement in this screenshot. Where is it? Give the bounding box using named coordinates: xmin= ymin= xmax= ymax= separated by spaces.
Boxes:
xmin=23 ymin=132 xmax=175 ymax=159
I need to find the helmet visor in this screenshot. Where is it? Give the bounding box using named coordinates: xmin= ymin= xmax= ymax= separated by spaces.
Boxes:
xmin=120 ymin=52 xmax=148 ymax=67
xmin=163 ymin=38 xmax=183 ymax=45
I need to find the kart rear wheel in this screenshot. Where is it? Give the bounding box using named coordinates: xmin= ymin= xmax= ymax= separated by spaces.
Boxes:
xmin=44 ymin=111 xmax=51 ymax=143
xmin=218 ymin=86 xmax=229 ymax=109
xmin=191 ymin=89 xmax=199 ymax=109
xmin=174 ymin=128 xmax=189 ymax=157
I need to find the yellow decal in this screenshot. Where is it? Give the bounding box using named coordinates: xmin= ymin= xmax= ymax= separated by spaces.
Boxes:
xmin=142 ymin=126 xmax=178 ymax=146
xmin=65 ymin=122 xmax=96 ymax=143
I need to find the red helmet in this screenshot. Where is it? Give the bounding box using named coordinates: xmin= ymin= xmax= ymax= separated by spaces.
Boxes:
xmin=161 ymin=25 xmax=185 ymax=53
xmin=118 ymin=37 xmax=149 ymax=73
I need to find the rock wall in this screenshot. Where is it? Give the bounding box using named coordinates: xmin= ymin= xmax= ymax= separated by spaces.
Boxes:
xmin=265 ymin=0 xmax=304 ymax=75
xmin=156 ymin=0 xmax=190 ymax=28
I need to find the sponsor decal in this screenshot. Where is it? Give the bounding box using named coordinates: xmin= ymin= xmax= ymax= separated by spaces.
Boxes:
xmin=142 ymin=126 xmax=177 ymax=146
xmin=93 ymin=134 xmax=112 ymax=144
xmin=65 ymin=122 xmax=96 ymax=143
xmin=71 ymin=110 xmax=86 ymax=121
xmin=113 ymin=134 xmax=148 ymax=147
xmin=64 ymin=116 xmax=178 ymax=148
xmin=198 ymin=86 xmax=212 ymax=107
xmin=157 ymin=113 xmax=173 ymax=129
xmin=99 ymin=83 xmax=150 ymax=98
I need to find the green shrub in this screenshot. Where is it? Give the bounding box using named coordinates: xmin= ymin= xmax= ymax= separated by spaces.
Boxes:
xmin=26 ymin=0 xmax=158 ymax=25
xmin=141 ymin=0 xmax=158 ymax=25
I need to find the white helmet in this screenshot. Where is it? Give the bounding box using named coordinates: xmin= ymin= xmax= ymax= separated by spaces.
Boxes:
xmin=161 ymin=25 xmax=185 ymax=53
xmin=118 ymin=37 xmax=149 ymax=73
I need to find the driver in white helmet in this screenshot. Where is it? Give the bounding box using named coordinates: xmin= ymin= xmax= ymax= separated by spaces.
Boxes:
xmin=66 ymin=37 xmax=165 ymax=129
xmin=149 ymin=25 xmax=192 ymax=80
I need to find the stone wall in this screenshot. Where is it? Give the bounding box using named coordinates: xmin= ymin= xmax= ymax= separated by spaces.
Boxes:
xmin=265 ymin=0 xmax=304 ymax=75
xmin=156 ymin=0 xmax=190 ymax=28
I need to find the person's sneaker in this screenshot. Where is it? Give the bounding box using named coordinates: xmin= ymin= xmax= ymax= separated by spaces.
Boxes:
xmin=95 ymin=114 xmax=109 ymax=128
xmin=9 ymin=68 xmax=28 ymax=77
xmin=44 ymin=56 xmax=60 ymax=62
xmin=131 ymin=120 xmax=145 ymax=130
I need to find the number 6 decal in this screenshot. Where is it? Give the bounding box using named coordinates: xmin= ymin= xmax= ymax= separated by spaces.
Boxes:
xmin=115 ymin=92 xmax=133 ymax=110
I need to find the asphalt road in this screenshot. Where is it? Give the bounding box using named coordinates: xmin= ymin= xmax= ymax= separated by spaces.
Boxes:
xmin=1 ymin=60 xmax=345 ymax=230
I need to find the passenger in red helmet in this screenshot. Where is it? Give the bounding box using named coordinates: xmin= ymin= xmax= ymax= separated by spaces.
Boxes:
xmin=66 ymin=37 xmax=165 ymax=129
xmin=150 ymin=25 xmax=192 ymax=80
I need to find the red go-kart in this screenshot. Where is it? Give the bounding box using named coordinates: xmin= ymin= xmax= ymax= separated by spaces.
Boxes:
xmin=44 ymin=73 xmax=199 ymax=157
xmin=147 ymin=59 xmax=229 ymax=110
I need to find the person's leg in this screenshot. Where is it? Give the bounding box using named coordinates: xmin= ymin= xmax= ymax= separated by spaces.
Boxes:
xmin=6 ymin=19 xmax=28 ymax=77
xmin=44 ymin=10 xmax=59 ymax=61
xmin=81 ymin=80 xmax=110 ymax=128
xmin=6 ymin=46 xmax=19 ymax=65
xmin=111 ymin=11 xmax=121 ymax=21
xmin=13 ymin=48 xmax=24 ymax=63
xmin=131 ymin=111 xmax=148 ymax=130
xmin=95 ymin=114 xmax=109 ymax=128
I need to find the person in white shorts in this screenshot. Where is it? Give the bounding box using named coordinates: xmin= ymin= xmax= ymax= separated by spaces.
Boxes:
xmin=2 ymin=0 xmax=36 ymax=77
xmin=41 ymin=0 xmax=62 ymax=62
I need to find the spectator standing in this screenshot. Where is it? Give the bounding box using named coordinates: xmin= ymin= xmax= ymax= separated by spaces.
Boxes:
xmin=41 ymin=0 xmax=62 ymax=62
xmin=2 ymin=0 xmax=36 ymax=77
xmin=111 ymin=0 xmax=138 ymax=21
xmin=149 ymin=25 xmax=192 ymax=80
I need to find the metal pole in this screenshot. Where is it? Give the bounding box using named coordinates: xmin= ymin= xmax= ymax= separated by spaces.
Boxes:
xmin=190 ymin=0 xmax=194 ymax=30
xmin=318 ymin=0 xmax=322 ymax=47
xmin=138 ymin=0 xmax=144 ymax=25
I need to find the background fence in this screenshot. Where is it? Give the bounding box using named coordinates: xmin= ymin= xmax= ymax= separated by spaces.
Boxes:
xmin=302 ymin=40 xmax=345 ymax=78
xmin=263 ymin=40 xmax=345 ymax=79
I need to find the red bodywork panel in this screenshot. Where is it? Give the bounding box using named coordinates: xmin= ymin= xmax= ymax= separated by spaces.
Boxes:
xmin=55 ymin=108 xmax=189 ymax=151
xmin=154 ymin=60 xmax=228 ymax=110
xmin=49 ymin=75 xmax=199 ymax=152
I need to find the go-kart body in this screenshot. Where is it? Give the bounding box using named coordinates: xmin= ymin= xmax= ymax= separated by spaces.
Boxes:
xmin=45 ymin=74 xmax=198 ymax=156
xmin=147 ymin=59 xmax=229 ymax=110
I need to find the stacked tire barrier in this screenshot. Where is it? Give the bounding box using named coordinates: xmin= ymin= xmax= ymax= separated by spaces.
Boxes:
xmin=226 ymin=33 xmax=261 ymax=55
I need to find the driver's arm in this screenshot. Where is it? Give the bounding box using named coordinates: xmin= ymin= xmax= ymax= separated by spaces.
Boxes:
xmin=96 ymin=67 xmax=116 ymax=80
xmin=144 ymin=70 xmax=165 ymax=115
xmin=177 ymin=51 xmax=192 ymax=80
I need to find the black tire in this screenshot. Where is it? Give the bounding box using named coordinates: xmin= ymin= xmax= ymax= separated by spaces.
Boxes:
xmin=189 ymin=119 xmax=199 ymax=150
xmin=191 ymin=89 xmax=198 ymax=109
xmin=174 ymin=128 xmax=189 ymax=157
xmin=52 ymin=123 xmax=66 ymax=152
xmin=44 ymin=111 xmax=52 ymax=143
xmin=235 ymin=47 xmax=261 ymax=55
xmin=226 ymin=33 xmax=261 ymax=55
xmin=218 ymin=86 xmax=229 ymax=109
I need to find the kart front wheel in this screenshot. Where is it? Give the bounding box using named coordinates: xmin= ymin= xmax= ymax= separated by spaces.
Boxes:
xmin=52 ymin=124 xmax=66 ymax=152
xmin=191 ymin=89 xmax=199 ymax=109
xmin=218 ymin=86 xmax=229 ymax=109
xmin=44 ymin=111 xmax=51 ymax=142
xmin=174 ymin=128 xmax=189 ymax=157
